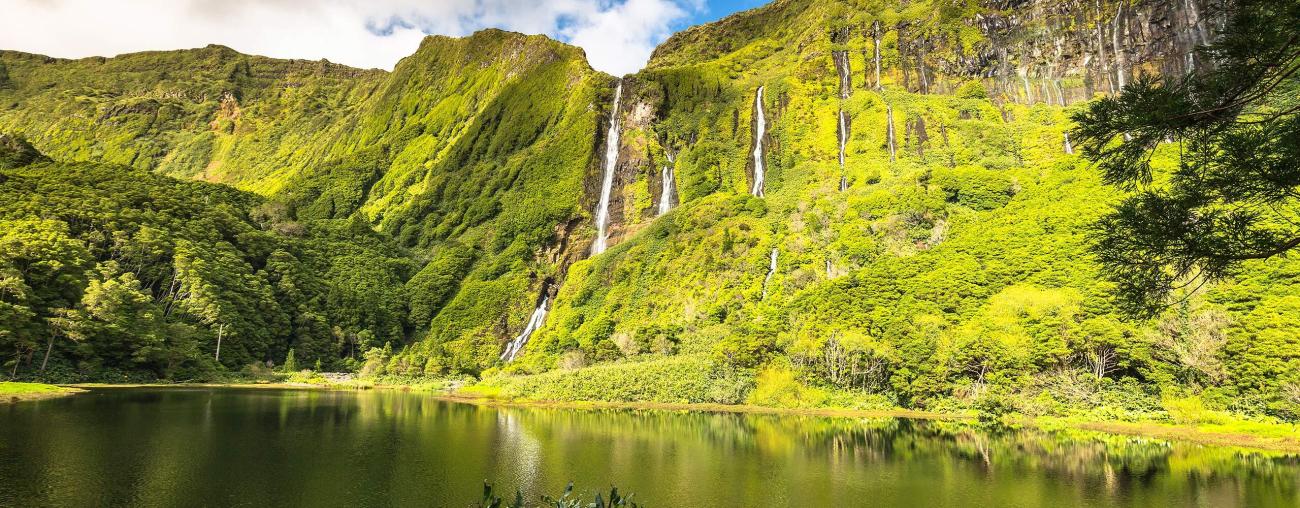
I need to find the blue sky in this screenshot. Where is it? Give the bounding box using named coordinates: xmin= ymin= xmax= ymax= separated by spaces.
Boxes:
xmin=683 ymin=0 xmax=768 ymax=26
xmin=0 ymin=0 xmax=771 ymax=75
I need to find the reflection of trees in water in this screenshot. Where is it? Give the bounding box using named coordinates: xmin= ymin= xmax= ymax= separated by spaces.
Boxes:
xmin=484 ymin=404 xmax=1299 ymax=501
xmin=11 ymin=390 xmax=1298 ymax=506
xmin=239 ymin=391 xmax=1300 ymax=491
xmin=198 ymin=390 xmax=1299 ymax=504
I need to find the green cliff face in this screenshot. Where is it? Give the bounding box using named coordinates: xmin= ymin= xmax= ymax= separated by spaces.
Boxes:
xmin=3 ymin=0 xmax=1296 ymax=420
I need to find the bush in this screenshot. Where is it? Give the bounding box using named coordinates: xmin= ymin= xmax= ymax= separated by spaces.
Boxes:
xmin=747 ymin=364 xmax=827 ymax=408
xmin=956 ymin=81 xmax=989 ymax=100
xmin=479 ymin=355 xmax=751 ymax=404
xmin=1162 ymin=395 xmax=1227 ymax=425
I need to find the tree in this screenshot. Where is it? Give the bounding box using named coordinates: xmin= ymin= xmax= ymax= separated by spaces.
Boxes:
xmin=1073 ymin=0 xmax=1300 ymax=317
xmin=0 ymin=219 xmax=91 ymax=376
xmin=282 ymin=348 xmax=297 ymax=372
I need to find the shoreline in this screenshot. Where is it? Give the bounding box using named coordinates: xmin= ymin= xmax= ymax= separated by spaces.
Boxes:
xmin=52 ymin=382 xmax=1300 ymax=454
xmin=430 ymin=392 xmax=963 ymax=421
xmin=0 ymin=382 xmax=85 ymax=403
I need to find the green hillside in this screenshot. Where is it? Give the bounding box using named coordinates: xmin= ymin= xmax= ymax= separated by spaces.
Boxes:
xmin=2 ymin=0 xmax=1297 ymax=424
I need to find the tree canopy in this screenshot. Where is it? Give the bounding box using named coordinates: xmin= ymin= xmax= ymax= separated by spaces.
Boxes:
xmin=1073 ymin=0 xmax=1300 ymax=317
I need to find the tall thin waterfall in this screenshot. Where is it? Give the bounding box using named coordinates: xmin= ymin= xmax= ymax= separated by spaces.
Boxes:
xmin=885 ymin=103 xmax=897 ymax=163
xmin=657 ymin=151 xmax=676 ymax=215
xmin=761 ymin=248 xmax=778 ymax=300
xmin=751 ymin=86 xmax=767 ymax=197
xmin=838 ymin=108 xmax=849 ymax=191
xmin=1063 ymin=132 xmax=1074 ymax=154
xmin=592 ymin=80 xmax=624 ymax=255
xmin=1111 ymin=8 xmax=1127 ymax=91
xmin=501 ymin=294 xmax=548 ymax=362
xmin=658 ymin=165 xmax=675 ymax=216
xmin=872 ymin=21 xmax=882 ymax=90
xmin=833 ymin=50 xmax=851 ymax=99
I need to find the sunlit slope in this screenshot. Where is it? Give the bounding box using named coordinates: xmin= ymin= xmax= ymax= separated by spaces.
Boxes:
xmin=0 ymin=45 xmax=383 ymax=184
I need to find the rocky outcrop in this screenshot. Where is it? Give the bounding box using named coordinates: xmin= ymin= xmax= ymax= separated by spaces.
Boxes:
xmin=869 ymin=0 xmax=1226 ymax=103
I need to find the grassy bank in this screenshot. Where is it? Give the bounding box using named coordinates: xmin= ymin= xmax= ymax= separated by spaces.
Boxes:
xmin=42 ymin=372 xmax=1300 ymax=454
xmin=0 ymin=382 xmax=84 ymax=403
xmin=435 ymin=390 xmax=1300 ymax=454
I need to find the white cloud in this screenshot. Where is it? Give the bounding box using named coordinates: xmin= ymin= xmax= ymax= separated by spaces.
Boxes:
xmin=0 ymin=0 xmax=701 ymax=75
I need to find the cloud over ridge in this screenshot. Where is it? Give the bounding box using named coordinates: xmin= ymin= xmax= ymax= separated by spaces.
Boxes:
xmin=0 ymin=0 xmax=702 ymax=75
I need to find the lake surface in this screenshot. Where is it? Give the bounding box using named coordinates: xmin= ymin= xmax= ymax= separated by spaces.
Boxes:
xmin=1 ymin=388 xmax=1298 ymax=507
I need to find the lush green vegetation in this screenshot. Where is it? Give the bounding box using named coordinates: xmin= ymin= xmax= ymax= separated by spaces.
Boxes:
xmin=0 ymin=159 xmax=414 ymax=380
xmin=0 ymin=381 xmax=80 ymax=402
xmin=1 ymin=0 xmax=1298 ymax=434
xmin=479 ymin=482 xmax=639 ymax=508
xmin=1074 ymin=0 xmax=1300 ymax=317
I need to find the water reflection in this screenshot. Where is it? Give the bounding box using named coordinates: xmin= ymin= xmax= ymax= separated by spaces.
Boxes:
xmin=0 ymin=388 xmax=1296 ymax=507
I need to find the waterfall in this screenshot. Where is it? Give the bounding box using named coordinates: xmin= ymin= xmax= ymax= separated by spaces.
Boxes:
xmin=657 ymin=150 xmax=676 ymax=215
xmin=1063 ymin=132 xmax=1074 ymax=154
xmin=1095 ymin=19 xmax=1112 ymax=94
xmin=761 ymin=248 xmax=778 ymax=300
xmin=838 ymin=108 xmax=849 ymax=191
xmin=658 ymin=166 xmax=675 ymax=216
xmin=501 ymin=295 xmax=548 ymax=362
xmin=592 ymin=80 xmax=624 ymax=256
xmin=872 ymin=21 xmax=882 ymax=90
xmin=751 ymin=86 xmax=767 ymax=197
xmin=1111 ymin=8 xmax=1127 ymax=91
xmin=885 ymin=103 xmax=897 ymax=163
xmin=833 ymin=50 xmax=851 ymax=99
xmin=1020 ymin=70 xmax=1033 ymax=104
xmin=825 ymin=258 xmax=833 ymax=278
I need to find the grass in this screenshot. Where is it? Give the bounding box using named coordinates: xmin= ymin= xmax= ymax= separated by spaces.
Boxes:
xmin=39 ymin=373 xmax=1300 ymax=454
xmin=0 ymin=381 xmax=84 ymax=403
xmin=1032 ymin=415 xmax=1300 ymax=454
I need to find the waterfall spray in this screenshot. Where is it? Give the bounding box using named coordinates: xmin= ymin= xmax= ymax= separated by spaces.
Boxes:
xmin=751 ymin=86 xmax=767 ymax=197
xmin=592 ymin=80 xmax=624 ymax=255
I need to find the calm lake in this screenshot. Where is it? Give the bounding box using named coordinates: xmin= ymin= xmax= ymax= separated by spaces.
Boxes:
xmin=1 ymin=387 xmax=1297 ymax=507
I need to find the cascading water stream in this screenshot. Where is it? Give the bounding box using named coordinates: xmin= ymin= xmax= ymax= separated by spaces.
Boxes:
xmin=592 ymin=80 xmax=624 ymax=256
xmin=838 ymin=108 xmax=849 ymax=191
xmin=751 ymin=86 xmax=767 ymax=197
xmin=658 ymin=151 xmax=676 ymax=216
xmin=761 ymin=248 xmax=778 ymax=300
xmin=833 ymin=50 xmax=851 ymax=99
xmin=1111 ymin=8 xmax=1127 ymax=91
xmin=872 ymin=21 xmax=883 ymax=90
xmin=1064 ymin=132 xmax=1074 ymax=154
xmin=508 ymin=80 xmax=623 ymax=361
xmin=658 ymin=168 xmax=675 ymax=216
xmin=885 ymin=103 xmax=897 ymax=163
xmin=501 ymin=294 xmax=548 ymax=362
